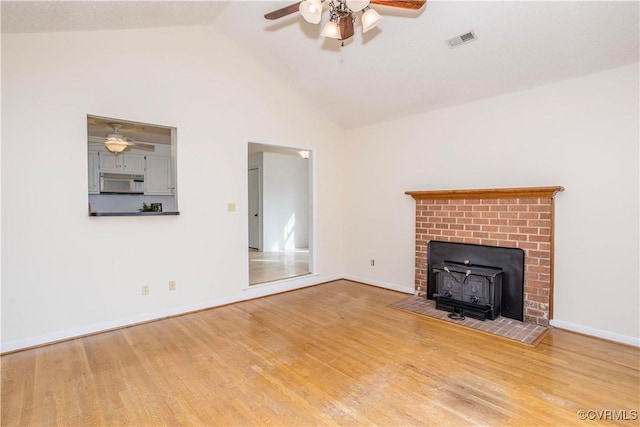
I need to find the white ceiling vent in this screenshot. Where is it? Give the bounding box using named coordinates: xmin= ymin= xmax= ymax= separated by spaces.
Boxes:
xmin=446 ymin=30 xmax=477 ymax=48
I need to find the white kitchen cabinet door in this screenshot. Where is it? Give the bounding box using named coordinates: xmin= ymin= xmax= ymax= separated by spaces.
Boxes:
xmin=145 ymin=156 xmax=173 ymax=195
xmin=123 ymin=154 xmax=146 ymax=174
xmin=99 ymin=151 xmax=121 ymax=172
xmin=88 ymin=151 xmax=100 ymax=194
xmin=99 ymin=152 xmax=146 ymax=174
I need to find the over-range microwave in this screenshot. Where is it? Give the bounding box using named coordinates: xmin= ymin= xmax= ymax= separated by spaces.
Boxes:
xmin=100 ymin=173 xmax=145 ymax=194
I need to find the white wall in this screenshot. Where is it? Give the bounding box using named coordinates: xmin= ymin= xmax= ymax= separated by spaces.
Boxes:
xmin=2 ymin=26 xmax=637 ymax=350
xmin=343 ymin=64 xmax=640 ymax=345
xmin=263 ymin=152 xmax=309 ymax=251
xmin=1 ymin=26 xmax=344 ymax=351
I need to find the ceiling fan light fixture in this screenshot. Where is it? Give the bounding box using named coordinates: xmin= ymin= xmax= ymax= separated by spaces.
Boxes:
xmin=361 ymin=6 xmax=382 ymax=33
xmin=299 ymin=0 xmax=322 ymax=24
xmin=346 ymin=0 xmax=369 ymax=12
xmin=321 ymin=20 xmax=341 ymax=39
xmin=104 ymin=135 xmax=129 ymax=154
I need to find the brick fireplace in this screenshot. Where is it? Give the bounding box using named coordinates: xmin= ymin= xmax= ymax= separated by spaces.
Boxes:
xmin=406 ymin=187 xmax=564 ymax=326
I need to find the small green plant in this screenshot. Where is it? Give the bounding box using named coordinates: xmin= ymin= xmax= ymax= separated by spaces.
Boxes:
xmin=139 ymin=203 xmax=154 ymax=212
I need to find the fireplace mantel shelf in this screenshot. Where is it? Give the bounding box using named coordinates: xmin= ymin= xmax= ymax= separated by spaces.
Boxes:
xmin=405 ymin=186 xmax=564 ymax=200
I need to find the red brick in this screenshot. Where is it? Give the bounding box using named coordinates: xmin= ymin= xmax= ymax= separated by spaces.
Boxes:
xmin=519 ymin=226 xmax=539 ymax=235
xmin=518 ymin=212 xmax=540 ymax=220
xmin=472 ymin=205 xmax=490 ymax=211
xmin=528 ymin=294 xmax=549 ymax=304
xmin=482 ymin=211 xmax=500 ymax=219
xmin=489 ymin=233 xmax=509 ymax=240
xmin=480 ymin=239 xmax=498 ymax=246
xmin=518 ymin=198 xmax=540 ymax=205
xmin=499 ymin=212 xmax=519 ymax=219
xmin=518 ymin=242 xmax=539 ymax=250
xmin=529 ymin=205 xmax=551 ymax=212
xmin=538 ymin=228 xmax=551 ymax=236
xmin=528 ymin=266 xmax=550 ymax=274
xmin=489 ymin=219 xmax=509 ymax=225
xmin=473 ymin=231 xmax=490 ymax=239
xmin=499 ymin=226 xmax=518 ymax=233
xmin=529 ymin=235 xmax=550 ymax=243
xmin=529 ymin=250 xmax=550 ymax=259
xmin=529 ymin=220 xmax=551 ymax=227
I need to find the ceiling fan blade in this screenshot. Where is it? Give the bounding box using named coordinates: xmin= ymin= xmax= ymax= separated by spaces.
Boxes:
xmin=264 ymin=2 xmax=302 ymax=20
xmin=369 ymin=0 xmax=426 ymax=10
xmin=130 ymin=142 xmax=155 ymax=152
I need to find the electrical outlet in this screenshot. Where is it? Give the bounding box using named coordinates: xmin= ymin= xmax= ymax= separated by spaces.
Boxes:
xmin=141 ymin=285 xmax=150 ymax=295
xmin=169 ymin=280 xmax=176 ymax=291
xmin=371 ymin=259 xmax=375 ymax=266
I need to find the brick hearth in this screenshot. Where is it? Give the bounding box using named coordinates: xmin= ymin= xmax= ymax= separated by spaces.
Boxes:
xmin=406 ymin=187 xmax=564 ymax=326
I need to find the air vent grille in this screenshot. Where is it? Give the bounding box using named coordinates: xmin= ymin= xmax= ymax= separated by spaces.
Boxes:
xmin=446 ymin=30 xmax=477 ymax=48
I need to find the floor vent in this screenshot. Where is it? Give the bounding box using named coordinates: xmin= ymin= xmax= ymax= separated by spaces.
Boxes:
xmin=446 ymin=30 xmax=477 ymax=48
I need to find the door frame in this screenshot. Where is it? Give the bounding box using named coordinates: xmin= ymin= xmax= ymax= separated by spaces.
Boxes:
xmin=245 ymin=142 xmax=316 ymax=288
xmin=248 ymin=166 xmax=262 ymax=251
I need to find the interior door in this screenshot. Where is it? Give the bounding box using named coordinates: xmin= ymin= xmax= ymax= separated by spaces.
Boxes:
xmin=248 ymin=167 xmax=260 ymax=250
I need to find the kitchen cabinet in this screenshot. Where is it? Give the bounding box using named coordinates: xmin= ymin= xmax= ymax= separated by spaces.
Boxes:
xmin=145 ymin=155 xmax=173 ymax=195
xmin=99 ymin=152 xmax=146 ymax=174
xmin=88 ymin=151 xmax=100 ymax=194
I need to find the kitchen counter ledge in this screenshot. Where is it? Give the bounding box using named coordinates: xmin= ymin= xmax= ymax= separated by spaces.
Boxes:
xmin=89 ymin=211 xmax=180 ymax=217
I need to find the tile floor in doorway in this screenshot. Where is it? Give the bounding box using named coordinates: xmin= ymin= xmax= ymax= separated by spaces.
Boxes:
xmin=249 ymin=249 xmax=310 ymax=285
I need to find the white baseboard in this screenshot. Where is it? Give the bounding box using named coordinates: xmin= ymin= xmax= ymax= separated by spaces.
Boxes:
xmin=1 ymin=294 xmax=243 ymax=354
xmin=5 ymin=277 xmax=637 ymax=352
xmin=242 ymin=273 xmax=342 ymax=299
xmin=1 ymin=274 xmax=343 ymax=354
xmin=342 ymin=275 xmax=415 ymax=294
xmin=550 ymin=319 xmax=640 ymax=347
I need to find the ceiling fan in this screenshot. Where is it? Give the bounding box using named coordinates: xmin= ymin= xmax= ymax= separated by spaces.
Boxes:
xmin=103 ymin=123 xmax=155 ymax=154
xmin=265 ymin=0 xmax=426 ymax=43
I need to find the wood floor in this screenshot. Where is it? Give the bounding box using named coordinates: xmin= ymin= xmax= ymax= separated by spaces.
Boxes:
xmin=2 ymin=280 xmax=638 ymax=426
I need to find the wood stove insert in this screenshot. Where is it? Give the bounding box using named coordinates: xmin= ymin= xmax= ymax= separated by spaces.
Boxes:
xmin=428 ymin=241 xmax=524 ymax=321
xmin=433 ymin=262 xmax=503 ymax=320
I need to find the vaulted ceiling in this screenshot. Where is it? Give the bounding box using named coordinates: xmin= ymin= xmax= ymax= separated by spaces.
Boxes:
xmin=2 ymin=1 xmax=638 ymax=129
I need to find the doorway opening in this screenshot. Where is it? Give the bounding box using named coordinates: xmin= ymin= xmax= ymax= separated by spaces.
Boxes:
xmin=248 ymin=143 xmax=313 ymax=285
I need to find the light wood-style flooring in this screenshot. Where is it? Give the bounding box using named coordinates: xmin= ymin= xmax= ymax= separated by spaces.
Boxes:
xmin=2 ymin=280 xmax=639 ymax=426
